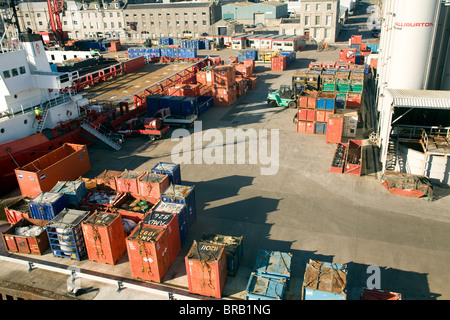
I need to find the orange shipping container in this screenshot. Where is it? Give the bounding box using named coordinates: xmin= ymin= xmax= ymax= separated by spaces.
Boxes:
xmin=15 ymin=143 xmax=91 ymax=198
xmin=196 ymin=70 xmax=213 ymax=86
xmin=213 ymin=86 xmax=237 ymax=107
xmin=2 ymin=218 xmax=49 ymax=255
xmin=185 ymin=241 xmax=227 ymax=298
xmin=138 ymin=172 xmax=170 ymax=199
xmin=81 ymin=211 xmax=126 ymax=265
xmin=213 ymin=65 xmax=236 ymax=88
xmin=115 ymin=170 xmax=145 ymax=194
xmin=127 ymin=224 xmax=171 ymax=283
xmin=326 ymin=114 xmax=344 ymax=144
xmin=315 ymin=110 xmax=333 ymax=123
xmin=95 ymin=169 xmax=122 ymax=191
xmin=142 ymin=211 xmax=181 ymax=265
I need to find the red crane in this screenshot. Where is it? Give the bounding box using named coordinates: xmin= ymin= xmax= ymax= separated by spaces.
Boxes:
xmin=47 ymin=0 xmax=68 ymax=45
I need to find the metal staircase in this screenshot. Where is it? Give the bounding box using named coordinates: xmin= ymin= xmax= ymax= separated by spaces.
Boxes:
xmin=35 ymin=94 xmax=71 ymax=132
xmin=80 ymin=123 xmax=123 ymax=151
xmin=385 ymin=139 xmax=398 ymax=171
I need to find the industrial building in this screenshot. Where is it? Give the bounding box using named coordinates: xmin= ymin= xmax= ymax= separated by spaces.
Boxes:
xmin=375 ymin=0 xmax=450 ymax=185
xmin=13 ymin=0 xmax=222 ymax=43
xmin=222 ymin=2 xmax=289 ymax=28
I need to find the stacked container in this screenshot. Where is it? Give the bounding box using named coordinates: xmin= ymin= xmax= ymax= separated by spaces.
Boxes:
xmin=336 ymin=109 xmax=358 ymax=138
xmin=212 ymin=65 xmax=237 ymax=107
xmin=200 ymin=233 xmax=243 ymax=276
xmin=185 ymin=240 xmax=227 ymax=298
xmin=336 ymin=69 xmax=351 ymax=93
xmin=81 ymin=211 xmax=126 ymax=265
xmin=137 ymin=172 xmax=170 ymax=199
xmin=301 ymin=259 xmax=348 ymax=300
xmin=126 ymin=224 xmax=171 ymax=283
xmin=297 ymin=91 xmax=336 ymax=135
xmin=151 ymin=162 xmax=181 ymax=185
xmin=153 ymin=201 xmax=188 ymax=246
xmin=161 ymin=184 xmax=196 ymax=230
xmin=46 ymin=208 xmax=90 ymax=260
xmin=142 ymin=211 xmax=181 ymax=264
xmin=28 ymin=192 xmax=67 ymax=220
xmin=50 ymin=180 xmax=87 ymax=208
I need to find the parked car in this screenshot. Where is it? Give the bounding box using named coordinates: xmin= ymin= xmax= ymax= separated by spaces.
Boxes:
xmin=372 ymin=29 xmax=380 ymax=38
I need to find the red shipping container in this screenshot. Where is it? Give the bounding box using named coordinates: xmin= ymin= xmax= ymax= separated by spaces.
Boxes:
xmin=4 ymin=197 xmax=31 ymax=225
xmin=95 ymin=169 xmax=122 ymax=191
xmin=248 ymin=77 xmax=257 ymax=89
xmin=351 ymin=35 xmax=362 ymax=45
xmin=127 ymin=224 xmax=171 ymax=283
xmin=298 ymin=108 xmax=308 ymax=121
xmin=316 ymin=110 xmax=333 ymax=123
xmin=326 ymin=114 xmax=344 ymax=143
xmin=82 ymin=211 xmax=126 ymax=265
xmin=298 ymin=96 xmax=308 ymax=109
xmin=142 ymin=211 xmax=181 ymax=265
xmin=115 ymin=170 xmax=145 ymax=194
xmin=297 ymin=120 xmax=306 ymax=133
xmin=15 ymin=143 xmax=91 ymax=198
xmin=306 ymin=109 xmax=316 ymax=121
xmin=1 ymin=218 xmax=49 ymax=255
xmin=297 ymin=120 xmax=315 ymax=134
xmin=243 ymin=59 xmax=255 ymax=73
xmin=344 ymin=139 xmax=363 ymax=176
xmin=305 ymin=121 xmax=315 ymax=134
xmin=213 ymin=86 xmax=237 ymax=106
xmin=138 ymin=172 xmax=170 ymax=199
xmin=185 ymin=241 xmax=227 ymax=298
xmin=346 ymin=93 xmax=362 ymax=109
xmin=213 ymin=66 xmax=236 ymax=87
xmin=165 ymin=86 xmax=184 ymax=96
xmin=196 ymin=70 xmax=213 ymax=86
xmin=115 ymin=193 xmax=159 ymax=224
xmin=271 ymin=55 xmax=287 ymax=71
xmin=80 ymin=190 xmax=126 ymax=211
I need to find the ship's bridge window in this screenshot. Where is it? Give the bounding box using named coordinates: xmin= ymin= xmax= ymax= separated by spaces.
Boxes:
xmin=19 ymin=66 xmax=26 ymax=74
xmin=11 ymin=68 xmax=18 ymax=77
xmin=3 ymin=70 xmax=11 ymax=79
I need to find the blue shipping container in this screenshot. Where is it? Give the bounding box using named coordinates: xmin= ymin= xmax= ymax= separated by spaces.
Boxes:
xmin=50 ymin=180 xmax=87 ymax=208
xmin=153 ymin=201 xmax=188 ymax=245
xmin=159 ymin=95 xmax=173 ymax=110
xmin=302 ymin=260 xmax=348 ymax=300
xmin=146 ymin=94 xmax=163 ymax=117
xmin=28 ymin=192 xmax=67 ymax=220
xmin=197 ymin=96 xmax=213 ymax=116
xmin=245 ymin=272 xmax=287 ymax=300
xmin=168 ymin=96 xmax=184 ymax=116
xmin=253 ymin=250 xmax=292 ymax=283
xmin=161 ymin=184 xmax=196 ymax=230
xmin=180 ymin=97 xmax=197 ymax=116
xmin=315 ymin=123 xmax=327 ymax=134
xmin=151 ymin=162 xmax=181 ymax=185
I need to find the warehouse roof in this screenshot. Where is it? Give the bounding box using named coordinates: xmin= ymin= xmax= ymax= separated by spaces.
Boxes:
xmin=126 ymin=2 xmax=211 ymax=9
xmin=225 ymin=1 xmax=287 ymax=7
xmin=388 ymin=89 xmax=450 ymax=110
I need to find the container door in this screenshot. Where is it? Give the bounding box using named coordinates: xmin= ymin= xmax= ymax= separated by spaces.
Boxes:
xmin=3 ymin=235 xmax=19 ymax=252
xmin=15 ymin=236 xmax=31 ymax=254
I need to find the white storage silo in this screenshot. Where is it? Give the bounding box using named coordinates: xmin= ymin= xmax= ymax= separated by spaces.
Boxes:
xmin=377 ymin=0 xmax=441 ymax=92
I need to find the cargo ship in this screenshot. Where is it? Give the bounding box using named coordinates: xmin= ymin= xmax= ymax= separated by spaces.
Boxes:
xmin=0 ymin=32 xmax=131 ymax=196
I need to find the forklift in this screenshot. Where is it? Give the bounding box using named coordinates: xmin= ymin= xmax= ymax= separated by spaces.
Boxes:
xmin=267 ymin=84 xmax=299 ymax=108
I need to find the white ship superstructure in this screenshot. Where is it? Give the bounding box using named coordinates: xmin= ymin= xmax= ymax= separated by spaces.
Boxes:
xmin=0 ymin=33 xmax=86 ymax=144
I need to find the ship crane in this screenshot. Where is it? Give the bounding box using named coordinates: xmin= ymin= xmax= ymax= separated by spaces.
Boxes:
xmin=47 ymin=0 xmax=68 ymax=45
